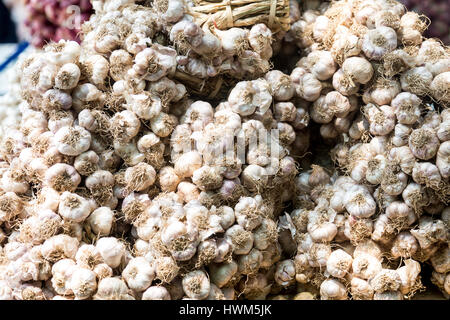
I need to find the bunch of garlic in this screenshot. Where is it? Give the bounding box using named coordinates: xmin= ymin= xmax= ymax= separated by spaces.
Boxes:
xmin=0 ymin=0 xmax=449 ymax=300
xmin=0 ymin=0 xmax=289 ymax=299
xmin=0 ymin=36 xmax=305 ymax=299
xmin=127 ymin=191 xmax=284 ymax=300
xmin=87 ymin=0 xmax=275 ymax=90
xmin=0 ymin=34 xmax=174 ymax=299
xmin=285 ymin=0 xmax=450 ymax=142
xmin=0 ymin=51 xmax=30 ymax=142
xmin=276 ymin=164 xmax=447 ymax=300
xmin=273 ymin=0 xmax=449 ymax=299
xmin=169 ymin=70 xmax=308 ymax=209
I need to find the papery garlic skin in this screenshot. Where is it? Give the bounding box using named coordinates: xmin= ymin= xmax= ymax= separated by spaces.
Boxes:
xmin=87 ymin=207 xmax=114 ymax=236
xmin=274 ymin=260 xmax=296 ymax=286
xmin=225 ymin=225 xmax=254 ymax=256
xmin=352 ymin=253 xmax=383 ymax=280
xmin=351 ymin=277 xmax=374 ymax=300
xmin=58 ymin=192 xmax=93 ymax=223
xmin=182 ymin=270 xmax=210 ymax=300
xmin=228 ymin=80 xmax=272 ymax=116
xmin=96 ymin=238 xmax=125 ymax=269
xmin=362 ymin=27 xmax=397 ymax=60
xmin=430 ymin=72 xmax=450 ymax=104
xmin=265 ymin=70 xmax=295 ymax=102
xmin=93 ymin=277 xmax=134 ymax=300
xmin=55 ymin=63 xmax=81 ymax=90
xmin=400 ymin=67 xmax=433 ymax=96
xmin=391 ymin=232 xmax=419 ymax=259
xmin=161 ymin=220 xmax=199 ymax=261
xmin=344 ymin=186 xmax=376 ymax=218
xmin=342 ymin=57 xmax=374 ymax=85
xmin=69 ymin=268 xmax=98 ymax=300
xmin=320 ymin=279 xmax=348 ymax=300
xmin=408 ymin=128 xmax=440 ymax=161
xmin=1 ymin=0 xmax=449 ymax=302
xmin=436 ymin=141 xmax=450 ymax=179
xmin=306 ymin=51 xmax=337 ymax=81
xmin=174 ymin=151 xmax=202 ymax=179
xmin=326 ymin=249 xmax=353 ymax=278
xmin=50 ymin=259 xmax=77 ymax=295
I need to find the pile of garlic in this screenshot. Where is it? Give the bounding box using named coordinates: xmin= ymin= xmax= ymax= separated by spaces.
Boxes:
xmin=85 ymin=0 xmax=278 ymax=95
xmin=0 ymin=0 xmax=449 ymax=300
xmin=285 ymin=0 xmax=450 ymax=140
xmin=0 ymin=24 xmax=308 ymax=298
xmin=0 ymin=54 xmax=27 ymax=142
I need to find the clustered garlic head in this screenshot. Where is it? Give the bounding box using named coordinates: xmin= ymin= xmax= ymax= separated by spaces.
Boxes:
xmin=0 ymin=50 xmax=32 ymax=143
xmin=84 ymin=0 xmax=281 ymax=96
xmin=0 ymin=0 xmax=448 ymax=301
xmin=0 ymin=0 xmax=302 ymax=297
xmin=274 ymin=0 xmax=449 ymax=300
xmin=4 ymin=0 xmax=93 ymax=48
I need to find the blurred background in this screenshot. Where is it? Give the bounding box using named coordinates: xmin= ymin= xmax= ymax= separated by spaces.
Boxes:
xmin=0 ymin=0 xmax=449 ymax=46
